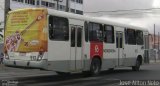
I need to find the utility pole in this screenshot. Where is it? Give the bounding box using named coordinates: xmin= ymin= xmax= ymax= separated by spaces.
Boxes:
xmin=4 ymin=0 xmax=10 ymax=30
xmin=153 ymin=24 xmax=156 ymax=62
xmin=158 ymin=32 xmax=160 ymax=59
xmin=154 ymin=24 xmax=155 ymax=49
xmin=56 ymin=0 xmax=59 ymax=10
xmin=66 ymin=0 xmax=69 ymax=12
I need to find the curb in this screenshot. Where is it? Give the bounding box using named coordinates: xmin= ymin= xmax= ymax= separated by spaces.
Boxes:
xmin=149 ymin=60 xmax=160 ymax=64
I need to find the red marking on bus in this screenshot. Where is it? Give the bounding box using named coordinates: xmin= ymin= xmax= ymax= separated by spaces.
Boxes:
xmin=90 ymin=42 xmax=103 ymax=58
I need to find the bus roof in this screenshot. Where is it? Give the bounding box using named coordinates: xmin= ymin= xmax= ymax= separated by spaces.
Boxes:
xmin=48 ymin=9 xmax=148 ymax=31
xmin=8 ymin=8 xmax=148 ymax=32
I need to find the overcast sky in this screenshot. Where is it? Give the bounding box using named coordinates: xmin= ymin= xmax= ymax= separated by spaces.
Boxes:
xmin=0 ymin=0 xmax=160 ymax=34
xmin=84 ymin=0 xmax=160 ymax=34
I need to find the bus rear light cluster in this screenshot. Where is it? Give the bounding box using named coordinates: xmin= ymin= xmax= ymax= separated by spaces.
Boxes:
xmin=5 ymin=53 xmax=9 ymax=59
xmin=37 ymin=52 xmax=44 ymax=61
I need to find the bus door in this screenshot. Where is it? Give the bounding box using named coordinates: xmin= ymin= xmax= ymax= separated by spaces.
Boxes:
xmin=116 ymin=31 xmax=124 ymax=66
xmin=70 ymin=25 xmax=83 ymax=71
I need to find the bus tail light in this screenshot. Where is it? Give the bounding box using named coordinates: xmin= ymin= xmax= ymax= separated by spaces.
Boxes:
xmin=5 ymin=53 xmax=9 ymax=59
xmin=37 ymin=52 xmax=44 ymax=61
xmin=4 ymin=49 xmax=9 ymax=59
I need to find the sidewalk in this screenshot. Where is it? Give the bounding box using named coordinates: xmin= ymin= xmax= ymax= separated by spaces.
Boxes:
xmin=149 ymin=60 xmax=160 ymax=64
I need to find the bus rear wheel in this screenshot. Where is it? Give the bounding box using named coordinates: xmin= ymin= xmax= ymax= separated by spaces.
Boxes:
xmin=132 ymin=59 xmax=140 ymax=71
xmin=90 ymin=58 xmax=101 ymax=75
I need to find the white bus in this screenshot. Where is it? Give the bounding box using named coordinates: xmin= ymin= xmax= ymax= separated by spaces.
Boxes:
xmin=4 ymin=8 xmax=149 ymax=75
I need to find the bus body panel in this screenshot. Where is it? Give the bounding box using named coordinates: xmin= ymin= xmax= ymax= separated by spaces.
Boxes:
xmin=47 ymin=41 xmax=70 ymax=72
xmin=47 ymin=18 xmax=85 ymax=72
xmin=101 ymin=43 xmax=117 ymax=70
xmin=83 ymin=43 xmax=91 ymax=71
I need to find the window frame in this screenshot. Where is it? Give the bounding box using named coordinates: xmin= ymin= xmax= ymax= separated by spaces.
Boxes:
xmin=70 ymin=9 xmax=75 ymax=13
xmin=76 ymin=10 xmax=83 ymax=15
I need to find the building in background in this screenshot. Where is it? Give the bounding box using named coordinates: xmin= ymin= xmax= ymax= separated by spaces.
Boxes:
xmin=11 ymin=0 xmax=83 ymax=15
xmin=149 ymin=34 xmax=160 ymax=61
xmin=149 ymin=34 xmax=160 ymax=49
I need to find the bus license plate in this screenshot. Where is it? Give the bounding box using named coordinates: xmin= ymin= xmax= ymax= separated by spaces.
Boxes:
xmin=19 ymin=53 xmax=26 ymax=56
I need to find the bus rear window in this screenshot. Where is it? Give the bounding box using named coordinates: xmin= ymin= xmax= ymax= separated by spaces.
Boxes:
xmin=49 ymin=16 xmax=69 ymax=41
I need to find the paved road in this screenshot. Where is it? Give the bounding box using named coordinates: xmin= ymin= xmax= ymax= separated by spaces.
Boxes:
xmin=0 ymin=63 xmax=160 ymax=86
xmin=100 ymin=63 xmax=160 ymax=80
xmin=0 ymin=65 xmax=56 ymax=80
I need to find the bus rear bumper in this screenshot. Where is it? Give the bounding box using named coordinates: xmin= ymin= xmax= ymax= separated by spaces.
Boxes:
xmin=3 ymin=59 xmax=48 ymax=69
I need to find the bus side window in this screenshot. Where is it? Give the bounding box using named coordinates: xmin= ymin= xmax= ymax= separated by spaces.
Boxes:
xmin=136 ymin=30 xmax=143 ymax=45
xmin=104 ymin=25 xmax=114 ymax=43
xmin=127 ymin=28 xmax=136 ymax=45
xmin=49 ymin=16 xmax=69 ymax=41
xmin=89 ymin=22 xmax=103 ymax=42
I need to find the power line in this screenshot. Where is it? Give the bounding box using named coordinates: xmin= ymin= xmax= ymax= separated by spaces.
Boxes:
xmin=84 ymin=8 xmax=160 ymax=13
xmin=85 ymin=12 xmax=160 ymax=17
xmin=103 ymin=11 xmax=160 ymax=16
xmin=84 ymin=8 xmax=160 ymax=16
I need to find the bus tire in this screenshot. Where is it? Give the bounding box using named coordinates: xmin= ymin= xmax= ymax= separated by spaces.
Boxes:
xmin=90 ymin=58 xmax=101 ymax=75
xmin=56 ymin=72 xmax=70 ymax=76
xmin=108 ymin=68 xmax=114 ymax=72
xmin=132 ymin=59 xmax=141 ymax=71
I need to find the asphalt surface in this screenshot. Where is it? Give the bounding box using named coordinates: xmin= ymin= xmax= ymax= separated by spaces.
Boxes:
xmin=0 ymin=62 xmax=160 ymax=86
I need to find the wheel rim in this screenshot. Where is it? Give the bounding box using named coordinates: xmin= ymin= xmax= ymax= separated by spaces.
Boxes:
xmin=93 ymin=63 xmax=99 ymax=73
xmin=136 ymin=60 xmax=140 ymax=70
xmin=91 ymin=59 xmax=101 ymax=74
